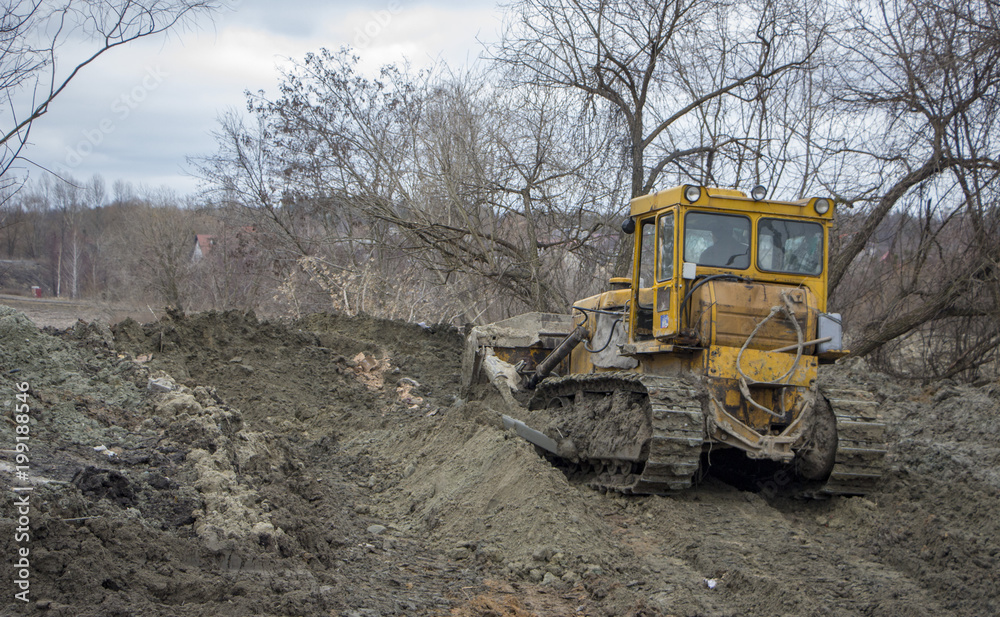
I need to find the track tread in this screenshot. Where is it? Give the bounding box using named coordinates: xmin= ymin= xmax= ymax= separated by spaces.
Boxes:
xmin=818 ymin=387 xmax=888 ymax=496
xmin=527 ymin=378 xmax=887 ymax=497
xmin=531 ymin=373 xmax=704 ymax=495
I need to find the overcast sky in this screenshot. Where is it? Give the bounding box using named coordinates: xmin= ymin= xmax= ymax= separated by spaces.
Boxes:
xmin=27 ymin=0 xmax=504 ymax=198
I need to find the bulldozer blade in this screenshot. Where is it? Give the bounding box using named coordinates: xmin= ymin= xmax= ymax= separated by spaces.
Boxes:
xmin=501 ymin=414 xmax=559 ymax=456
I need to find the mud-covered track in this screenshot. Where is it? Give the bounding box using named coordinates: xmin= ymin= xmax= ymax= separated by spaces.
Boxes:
xmin=820 ymin=387 xmax=889 ymax=495
xmin=530 ymin=373 xmax=704 ymax=494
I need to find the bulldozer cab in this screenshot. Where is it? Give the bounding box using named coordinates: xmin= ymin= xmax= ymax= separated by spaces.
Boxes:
xmin=626 ymin=185 xmax=833 ymax=349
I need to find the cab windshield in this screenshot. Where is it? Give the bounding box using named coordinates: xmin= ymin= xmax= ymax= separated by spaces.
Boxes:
xmin=684 ymin=212 xmax=751 ymax=269
xmin=758 ymin=218 xmax=823 ymax=275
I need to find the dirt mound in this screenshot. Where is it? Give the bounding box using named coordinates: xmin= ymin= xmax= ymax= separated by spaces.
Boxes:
xmin=1 ymin=308 xmax=477 ymax=616
xmin=110 ymin=310 xmax=460 ymax=430
xmin=2 ymin=305 xmax=999 ymax=616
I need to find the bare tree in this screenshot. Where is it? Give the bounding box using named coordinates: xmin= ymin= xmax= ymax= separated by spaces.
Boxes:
xmin=188 ymin=220 xmax=271 ymax=311
xmin=194 ymin=110 xmax=306 ymax=257
xmin=390 ymin=73 xmax=619 ymax=314
xmin=192 ymin=108 xmax=360 ymax=314
xmin=0 ymin=183 xmax=23 ymax=254
xmin=491 ymin=0 xmax=821 ymax=199
xmin=106 ymin=190 xmax=201 ymax=309
xmin=822 ymin=0 xmax=1000 ymax=377
xmin=0 ymin=0 xmax=221 ymax=186
xmin=195 ymin=51 xmax=627 ymax=321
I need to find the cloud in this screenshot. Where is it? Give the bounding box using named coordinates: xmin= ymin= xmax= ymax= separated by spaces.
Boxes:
xmin=20 ymin=0 xmax=502 ymax=197
xmin=342 ymin=3 xmax=500 ymax=69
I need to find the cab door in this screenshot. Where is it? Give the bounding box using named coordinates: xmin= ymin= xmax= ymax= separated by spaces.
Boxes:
xmin=632 ymin=217 xmax=657 ymax=341
xmin=632 ymin=209 xmax=678 ymax=342
xmin=652 ymin=210 xmax=677 ymax=339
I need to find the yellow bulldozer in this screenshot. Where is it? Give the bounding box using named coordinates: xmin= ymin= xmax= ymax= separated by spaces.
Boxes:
xmin=462 ymin=185 xmax=886 ymax=496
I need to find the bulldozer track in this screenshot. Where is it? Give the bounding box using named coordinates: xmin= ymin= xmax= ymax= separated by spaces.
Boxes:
xmin=530 ymin=373 xmax=704 ymax=495
xmin=819 ymin=387 xmax=888 ymax=496
xmin=527 ymin=378 xmax=887 ymax=497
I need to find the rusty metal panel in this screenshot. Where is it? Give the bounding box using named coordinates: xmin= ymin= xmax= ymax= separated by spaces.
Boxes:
xmin=692 ymin=280 xmax=817 ymax=350
xmin=706 ymin=345 xmax=817 ymax=385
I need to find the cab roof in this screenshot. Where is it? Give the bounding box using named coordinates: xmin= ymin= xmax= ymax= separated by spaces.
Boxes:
xmin=629 ymin=185 xmax=834 ymax=221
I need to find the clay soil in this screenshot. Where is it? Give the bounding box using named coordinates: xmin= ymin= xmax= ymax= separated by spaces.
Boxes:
xmin=1 ymin=303 xmax=999 ymax=616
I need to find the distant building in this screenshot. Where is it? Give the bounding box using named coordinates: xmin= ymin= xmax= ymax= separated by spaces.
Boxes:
xmin=192 ymin=234 xmax=216 ymax=262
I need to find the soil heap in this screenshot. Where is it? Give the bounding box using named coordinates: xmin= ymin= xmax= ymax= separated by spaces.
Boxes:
xmin=1 ymin=306 xmax=998 ymax=616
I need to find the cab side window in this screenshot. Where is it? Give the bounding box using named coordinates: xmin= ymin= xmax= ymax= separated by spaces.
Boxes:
xmin=638 ymin=220 xmax=655 ymax=288
xmin=657 ymin=213 xmax=674 ymax=282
